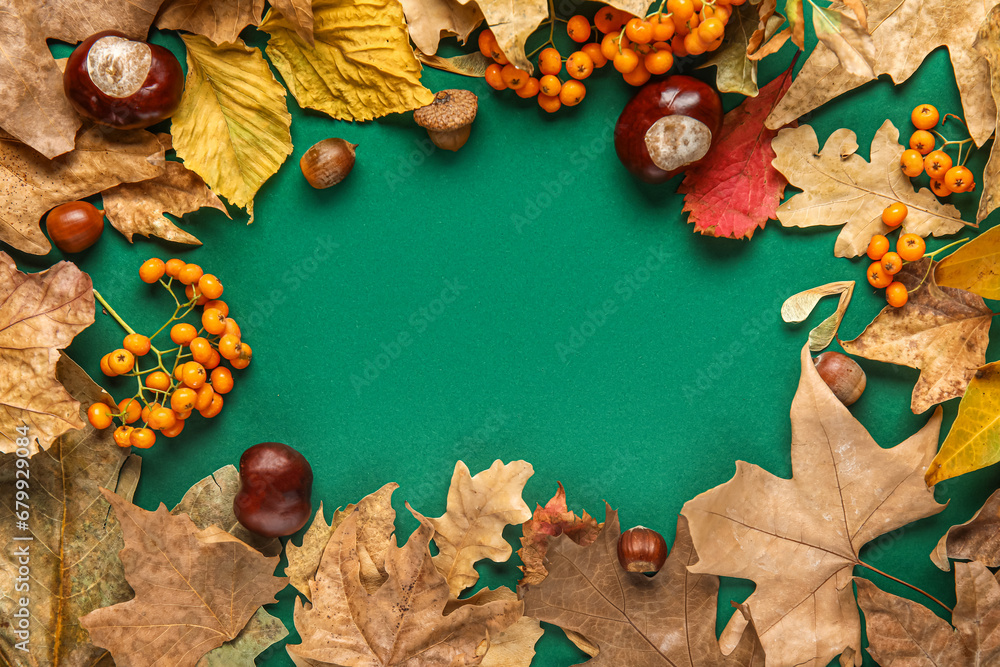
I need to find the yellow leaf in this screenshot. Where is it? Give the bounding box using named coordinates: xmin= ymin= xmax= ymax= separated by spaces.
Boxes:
xmin=260 ymin=0 xmax=434 ymax=122
xmin=926 ymin=362 xmax=1000 ymax=485
xmin=935 ymin=224 xmax=1000 ymax=300
xmin=171 ymin=36 xmax=293 ymax=221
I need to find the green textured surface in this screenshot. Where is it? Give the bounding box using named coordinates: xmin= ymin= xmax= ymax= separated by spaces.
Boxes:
xmin=9 ymin=7 xmax=1000 ymax=666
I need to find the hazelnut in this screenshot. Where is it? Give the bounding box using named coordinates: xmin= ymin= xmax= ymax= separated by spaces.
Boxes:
xmin=45 ymin=201 xmax=105 ymax=253
xmin=413 ymin=89 xmax=478 ymax=152
xmin=300 ymin=138 xmax=357 ymax=189
xmin=617 ymin=525 xmax=668 ymax=574
xmin=813 ymin=351 xmax=866 ymax=406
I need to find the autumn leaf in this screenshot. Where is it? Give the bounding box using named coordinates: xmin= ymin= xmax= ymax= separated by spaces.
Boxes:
xmin=445 ymin=587 xmax=543 ymax=667
xmin=416 ymin=51 xmax=492 ymax=77
xmin=766 ymin=0 xmax=999 ymax=149
xmin=0 ymin=127 xmax=165 ymax=254
xmin=781 ymin=280 xmax=854 ymax=351
xmin=0 ymin=355 xmax=141 ymax=667
xmin=931 ymin=488 xmax=1000 ymax=571
xmin=935 ymin=225 xmax=1000 ymax=299
xmin=270 ymin=0 xmax=315 ymax=44
xmin=810 ymin=3 xmax=874 ymax=78
xmin=771 ymin=121 xmax=966 ymax=258
xmin=261 ymin=0 xmax=434 ymax=122
xmin=79 ymin=489 xmax=287 ymax=667
xmin=522 ymin=510 xmax=766 ymax=666
xmin=681 ymin=344 xmax=945 ymax=667
xmin=857 ymin=563 xmax=1000 ymax=665
xmin=172 ymin=36 xmax=293 ymax=222
xmin=842 ymin=259 xmax=992 ymax=414
xmin=699 ymin=2 xmax=785 ymax=96
xmin=286 ymin=509 xmax=522 ymax=666
xmin=399 ymin=0 xmax=483 ymax=57
xmin=517 ymin=481 xmax=601 ymax=587
xmin=198 ymin=608 xmax=288 ymax=667
xmin=36 ymin=0 xmax=164 ymax=43
xmin=679 ymin=65 xmax=795 ymax=239
xmin=975 ymin=7 xmax=1000 ymax=224
xmin=156 ymin=0 xmax=264 ymax=44
xmin=462 ymin=0 xmax=547 ymax=73
xmin=0 ymin=254 xmax=94 ymax=455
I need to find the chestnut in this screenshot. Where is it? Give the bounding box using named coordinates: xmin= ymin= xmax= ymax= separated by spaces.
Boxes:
xmin=617 ymin=525 xmax=668 ymax=574
xmin=64 ymin=31 xmax=184 ymax=129
xmin=300 ymin=138 xmax=357 ymax=188
xmin=234 ymin=442 xmax=313 ymax=538
xmin=46 ymin=201 xmax=105 ymax=253
xmin=614 ymin=75 xmax=723 ymax=184
xmin=813 ymin=351 xmax=866 ymax=406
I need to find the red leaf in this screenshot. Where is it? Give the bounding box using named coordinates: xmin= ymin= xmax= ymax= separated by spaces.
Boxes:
xmin=516 ymin=482 xmax=601 ymax=586
xmin=679 ymin=65 xmax=796 ymax=239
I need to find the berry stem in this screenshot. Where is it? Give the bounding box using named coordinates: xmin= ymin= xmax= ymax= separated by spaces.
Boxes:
xmin=93 ymin=289 xmax=136 ymax=336
xmin=857 ymin=560 xmax=952 ymax=614
xmin=924 ymin=237 xmax=969 ymax=259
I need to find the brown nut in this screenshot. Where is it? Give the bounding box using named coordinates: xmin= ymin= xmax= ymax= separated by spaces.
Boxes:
xmin=617 ymin=525 xmax=668 ymax=573
xmin=413 ymin=89 xmax=478 ymax=152
xmin=300 ymin=138 xmax=357 ymax=189
xmin=46 ymin=201 xmax=105 ymax=253
xmin=813 ymin=351 xmax=866 ymax=406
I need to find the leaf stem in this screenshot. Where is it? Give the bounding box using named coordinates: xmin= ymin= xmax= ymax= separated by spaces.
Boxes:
xmin=857 ymin=560 xmax=952 ymax=614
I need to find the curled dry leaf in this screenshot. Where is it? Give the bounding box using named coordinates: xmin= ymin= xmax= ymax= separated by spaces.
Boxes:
xmin=771 ymin=121 xmax=966 ymax=258
xmin=464 ymin=0 xmax=547 ymax=73
xmin=198 ymin=608 xmax=288 ymax=667
xmin=931 ymin=488 xmax=1000 ymax=571
xmin=269 ymin=0 xmax=315 ymax=44
xmin=79 ymin=490 xmax=287 ymax=667
xmin=416 ymin=51 xmax=491 ymax=77
xmin=399 ymin=0 xmax=483 ymax=56
xmin=975 ymin=7 xmax=1000 ymax=224
xmin=681 ymin=344 xmax=945 ymax=667
xmin=261 ymin=0 xmax=434 ymax=122
xmin=172 ymin=36 xmax=293 ymax=222
xmin=935 ymin=225 xmax=1000 ymax=299
xmin=522 ymin=510 xmax=766 ymax=666
xmin=810 ymin=4 xmax=875 ymax=78
xmin=857 ymin=563 xmax=1000 ymax=665
xmin=156 ymin=0 xmax=264 ymax=44
xmin=0 ymin=254 xmax=94 ymax=455
xmin=0 ymin=355 xmax=141 ymax=667
xmin=842 ymin=259 xmax=992 ymax=414
xmin=699 ymin=2 xmax=785 ymax=96
xmin=781 ymin=280 xmax=854 ymax=351
xmin=517 ymin=481 xmax=601 ymax=587
xmin=445 ymin=587 xmax=543 ymax=667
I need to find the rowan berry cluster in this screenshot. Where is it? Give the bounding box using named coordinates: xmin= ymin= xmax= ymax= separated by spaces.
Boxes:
xmin=900 ymin=104 xmax=976 ymax=198
xmin=86 ymin=258 xmax=251 ymax=449
xmin=482 ymin=0 xmax=743 ymax=113
xmin=862 ymin=204 xmax=925 ymax=307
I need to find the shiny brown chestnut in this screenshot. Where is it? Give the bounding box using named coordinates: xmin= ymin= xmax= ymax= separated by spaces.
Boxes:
xmin=614 ymin=75 xmax=723 ymax=184
xmin=46 ymin=201 xmax=105 ymax=253
xmin=64 ymin=31 xmax=184 ymax=129
xmin=813 ymin=351 xmax=866 ymax=406
xmin=617 ymin=525 xmax=668 ymax=573
xmin=234 ymin=442 xmax=313 ymax=538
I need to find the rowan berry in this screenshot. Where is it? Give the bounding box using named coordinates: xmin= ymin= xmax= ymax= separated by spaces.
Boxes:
xmin=539 ymin=75 xmax=562 ymax=96
xmin=881 ymin=202 xmax=907 ymax=227
xmin=931 ymin=178 xmax=951 ymax=197
xmin=118 ymin=397 xmax=141 ymax=424
xmin=866 ymin=234 xmax=890 ymax=261
xmin=188 ymin=337 xmax=212 ymax=364
xmin=478 ymin=29 xmax=498 ymax=58
xmin=185 ymin=284 xmax=208 ymax=305
xmin=145 ymin=371 xmax=171 ymax=392
xmin=204 ymin=348 xmax=221 ymax=370
xmin=701 ymin=3 xmax=730 ymax=20
xmin=684 ymin=31 xmax=707 ymax=55
xmin=613 ymin=48 xmax=640 ymax=73
xmin=626 ymin=18 xmax=654 ymax=43
xmin=567 ymin=15 xmax=591 ymax=42
xmin=108 ymin=349 xmax=135 ymax=374
xmin=881 ymin=251 xmax=903 ymax=275
xmin=113 ymin=425 xmax=133 ymax=447
xmin=485 ymin=63 xmax=506 ymax=90
xmin=885 ymin=281 xmax=909 ymax=307
xmin=566 ymin=51 xmax=594 ymax=79
xmin=559 ymin=80 xmax=586 ymax=106
xmin=595 ymin=6 xmax=624 ymax=33
xmin=538 ymin=93 xmax=561 ymax=113
xmin=129 ymin=427 xmax=156 ymax=449
xmin=911 ymin=104 xmax=939 ymax=130
xmin=123 ymin=333 xmax=150 ymax=356
xmin=581 ymin=43 xmax=608 ymax=69
xmin=87 ymin=403 xmax=113 ymax=429
xmin=203 ymin=299 xmax=229 ymax=316
xmin=140 ymin=402 xmax=160 ymax=424
xmin=170 ymin=323 xmax=198 ymax=345
xmin=909 ymin=130 xmax=934 ymax=155
xmin=501 ymin=64 xmax=528 ymax=89
xmin=211 ymin=367 xmax=234 ymax=394
xmin=148 ymin=407 xmax=176 ymax=431
xmin=601 ymin=33 xmax=629 ymax=60
xmin=199 ymin=394 xmax=224 ymax=419
xmin=649 ymin=14 xmax=675 ymax=41
xmin=174 ymin=362 xmax=186 ymax=381
xmin=622 ymin=61 xmax=651 ymax=86
xmin=171 ymin=387 xmax=197 ymax=413
xmin=161 ymin=420 xmax=185 ymax=438
xmin=197 ymin=274 xmax=223 ymax=300
xmin=867 ymin=262 xmax=892 ymax=289
xmin=218 ymin=334 xmax=242 ymax=360
xmin=899 ymin=149 xmax=924 ymax=177
xmin=671 ymin=35 xmax=689 ymax=56
xmin=182 ymin=362 xmax=207 ymax=389
xmin=667 ymin=0 xmax=694 ymax=21
xmin=223 ymin=318 xmax=241 ymax=338
xmin=178 ymin=263 xmax=203 ymax=286
xmin=698 ymin=17 xmax=725 ymax=42
xmin=644 ymin=49 xmax=674 ymax=75
xmin=923 ymin=150 xmax=952 ymax=180
xmin=139 ymin=258 xmax=165 ymax=284
xmin=100 ymin=353 xmax=117 ymax=377
xmin=164 ymin=258 xmax=185 ymax=278
xmin=944 ymin=165 xmax=973 ymax=193
xmin=195 ymin=384 xmax=215 ymax=412
xmin=897 ymin=233 xmax=926 ymax=261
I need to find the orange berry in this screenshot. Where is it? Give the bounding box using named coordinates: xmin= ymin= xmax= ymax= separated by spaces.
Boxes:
xmin=622 ymin=61 xmax=651 ymax=86
xmin=881 ymin=202 xmax=907 ymax=227
xmin=197 ymin=274 xmax=223 ymax=300
xmin=161 ymin=419 xmax=185 ymax=438
xmin=567 ymin=15 xmax=591 ymax=42
xmin=923 ymin=150 xmax=952 ymax=180
xmin=174 ymin=362 xmax=186 ymax=381
xmin=944 ymin=165 xmax=974 ymax=193
xmin=171 ymin=387 xmax=197 ymax=413
xmin=145 ymin=371 xmax=171 ymax=392
xmin=485 ymin=63 xmax=506 ymax=90
xmin=683 ymin=31 xmax=707 ymax=55
xmin=100 ymin=353 xmax=117 ymax=377
xmin=501 ymin=64 xmax=528 ymax=89
xmin=538 ymin=93 xmax=561 ymax=113
xmin=199 ymin=393 xmax=224 ymax=419
xmin=108 ymin=348 xmax=135 ymax=374
xmin=170 ymin=322 xmax=198 ymax=345
xmin=649 ymin=14 xmax=675 ymax=41
xmin=667 ymin=0 xmax=694 ymax=21
xmin=644 ymin=49 xmax=674 ymax=75
xmin=189 ymin=336 xmax=213 ymax=364
xmin=87 ymin=403 xmax=113 ymax=429
xmin=671 ymin=35 xmax=689 ymax=56
xmin=113 ymin=425 xmax=133 ymax=447
xmin=581 ymin=43 xmax=608 ymax=68
xmin=881 ymin=251 xmax=903 ymax=275
xmin=129 ymin=427 xmax=156 ymax=449
xmin=164 ymin=258 xmax=185 ymax=278
xmin=185 ymin=283 xmax=208 ymax=305
xmin=118 ymin=397 xmax=141 ymax=424
xmin=625 ymin=18 xmax=654 ymax=44
xmin=211 ymin=367 xmax=234 ymax=394
xmin=885 ymin=281 xmax=909 ymax=308
xmin=613 ymin=48 xmax=639 ymax=73
xmin=478 ymin=29 xmax=498 ymax=58
xmin=148 ymin=407 xmax=176 ymax=431
xmin=178 ymin=263 xmax=203 ymax=286
xmin=195 ymin=384 xmax=215 ymax=412
xmin=698 ymin=17 xmax=725 ymax=42
xmin=867 ymin=262 xmax=892 ymax=289
xmin=909 ymin=130 xmax=934 ymax=155
xmin=539 ymin=74 xmax=562 ymax=96
xmin=931 ymin=178 xmax=952 ymax=197
xmin=182 ymin=362 xmax=207 ymax=389
xmin=223 ymin=318 xmax=241 ymax=338
xmin=866 ymin=234 xmax=890 ymax=261
xmin=204 ymin=299 xmax=229 ymax=316
xmin=139 ymin=258 xmax=165 ymax=284
xmin=204 ymin=348 xmax=221 ymax=370
xmin=594 ymin=6 xmax=623 ymax=33
xmin=230 ymin=343 xmax=253 ymax=370
xmin=123 ymin=333 xmax=150 ymax=356
xmin=900 ymin=149 xmax=924 ymax=177
xmin=539 ymin=47 xmax=562 ymax=76
xmin=218 ymin=334 xmax=242 ymax=360
xmin=559 ymin=80 xmax=586 ymax=106
xmin=202 ymin=308 xmax=227 ymax=335
xmin=701 ymin=3 xmax=730 ymax=20
xmin=897 ymin=233 xmax=926 ymax=262
xmin=566 ymin=51 xmax=594 ymax=79
xmin=911 ymin=104 xmax=939 ymax=130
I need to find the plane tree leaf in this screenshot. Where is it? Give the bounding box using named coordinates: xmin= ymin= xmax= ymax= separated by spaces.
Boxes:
xmin=156 ymin=0 xmax=264 ymax=44
xmin=931 ymin=488 xmax=1000 ymax=570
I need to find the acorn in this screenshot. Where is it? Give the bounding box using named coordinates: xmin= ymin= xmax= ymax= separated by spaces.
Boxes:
xmin=300 ymin=138 xmax=357 ymax=189
xmin=413 ymin=89 xmax=478 ymax=152
xmin=813 ymin=351 xmax=866 ymax=406
xmin=617 ymin=525 xmax=668 ymax=574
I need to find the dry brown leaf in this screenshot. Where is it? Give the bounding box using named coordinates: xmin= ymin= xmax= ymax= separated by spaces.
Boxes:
xmin=79 ymin=489 xmax=287 ymax=667
xmin=700 ymin=2 xmax=785 ymax=96
xmin=36 ymin=0 xmax=164 ymax=43
xmin=400 ymin=0 xmax=483 ymax=56
xmin=458 ymin=0 xmax=546 ymax=72
xmin=0 ymin=355 xmax=141 ymax=667
xmin=0 ymin=126 xmax=165 ymax=255
xmin=0 ymin=254 xmax=94 ymax=455
xmin=748 ymin=0 xmax=777 ymax=55
xmin=414 ymin=459 xmax=533 ymax=598
xmin=102 ymin=161 xmax=229 ymax=246
xmin=270 ymin=0 xmax=315 ymax=44
xmin=517 ymin=482 xmax=601 ymax=587
xmin=767 ymin=0 xmax=1000 ymax=148
xmin=522 ymin=511 xmax=765 ymax=666
xmin=857 ymin=563 xmax=1000 ymax=665
xmin=416 ymin=51 xmax=491 ymax=77
xmin=810 ymin=5 xmax=875 ymax=78
xmin=781 ymin=280 xmax=854 ymax=351
xmin=681 ymin=344 xmax=945 ymax=667
xmin=974 ymin=6 xmax=1000 ymax=223
xmin=841 ymin=0 xmax=866 ymax=30
xmin=787 ymin=0 xmax=804 ymax=48
xmin=771 ymin=121 xmax=966 ymax=258
xmin=286 ymin=510 xmax=522 ymax=666
xmin=156 ymin=0 xmax=265 ymax=44
xmin=931 ymin=488 xmax=1000 ymax=571
xmin=842 ymin=259 xmax=992 ymax=414
xmin=445 ymin=587 xmax=543 ymax=667
xmin=198 ymin=608 xmax=288 ymax=667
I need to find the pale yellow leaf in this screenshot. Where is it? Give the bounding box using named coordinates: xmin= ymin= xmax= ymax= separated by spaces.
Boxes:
xmin=400 ymin=0 xmax=482 ymax=56
xmin=935 ymin=225 xmax=1000 ymax=299
xmin=781 ymin=280 xmax=854 ymax=351
xmin=457 ymin=0 xmax=547 ymax=73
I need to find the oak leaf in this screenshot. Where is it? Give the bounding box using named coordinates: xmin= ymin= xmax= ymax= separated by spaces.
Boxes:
xmin=842 ymin=259 xmax=992 ymax=414
xmin=0 ymin=127 xmax=165 ymax=254
xmin=0 ymin=254 xmax=94 ymax=455
xmin=156 ymin=0 xmax=264 ymax=44
xmin=522 ymin=510 xmax=766 ymax=666
xmin=935 ymin=206 xmax=1000 ymax=299
xmin=975 ymin=7 xmax=1000 ymax=223
xmin=445 ymin=587 xmax=543 ymax=667
xmin=681 ymin=344 xmax=945 ymax=667
xmin=171 ymin=36 xmax=293 ymax=222
xmin=0 ymin=355 xmax=141 ymax=667
xmin=771 ymin=121 xmax=966 ymax=257
xmin=699 ymin=2 xmax=785 ymax=96
xmin=517 ymin=481 xmax=601 ymax=587
xmin=79 ymin=489 xmax=287 ymax=667
xmin=781 ymin=280 xmax=854 ymax=351
xmin=198 ymin=608 xmax=288 ymax=667
xmin=286 ymin=510 xmax=522 ymax=666
xmin=857 ymin=563 xmax=1000 ymax=665
xmin=766 ymin=0 xmax=1000 ymax=148
xmin=680 ymin=65 xmax=795 ymax=239
xmin=399 ymin=0 xmax=483 ymax=57
xmin=261 ymin=0 xmax=434 ymax=122
xmin=414 ymin=459 xmax=533 ymax=598
xmin=931 ymin=488 xmax=1000 ymax=571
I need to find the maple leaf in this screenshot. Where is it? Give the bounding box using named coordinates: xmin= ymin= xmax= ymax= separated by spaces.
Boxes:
xmin=0 ymin=254 xmax=94 ymax=455
xmin=699 ymin=2 xmax=785 ymax=96
xmin=102 ymin=161 xmax=229 ymax=246
xmin=399 ymin=0 xmax=484 ymax=57
xmin=414 ymin=459 xmax=533 ymax=598
xmin=679 ymin=65 xmax=795 ymax=239
xmin=517 ymin=481 xmax=601 ymax=587
xmin=771 ymin=121 xmax=967 ymax=258
xmin=156 ymin=0 xmax=264 ymax=44
xmin=766 ymin=0 xmax=1000 ymax=149
xmin=842 ymin=259 xmax=992 ymax=414
xmin=781 ymin=280 xmax=854 ymax=351
xmin=857 ymin=563 xmax=1000 ymax=665
xmin=0 ymin=127 xmax=165 ymax=255
xmin=522 ymin=510 xmax=766 ymax=666
xmin=79 ymin=489 xmax=287 ymax=667
xmin=286 ymin=510 xmax=522 ymax=666
xmin=935 ymin=224 xmax=1000 ymax=299
xmin=199 ymin=608 xmax=288 ymax=667
xmin=680 ymin=343 xmax=945 ymax=667
xmin=0 ymin=355 xmax=141 ymax=667
xmin=171 ymin=36 xmax=293 ymax=222
xmin=931 ymin=488 xmax=1000 ymax=571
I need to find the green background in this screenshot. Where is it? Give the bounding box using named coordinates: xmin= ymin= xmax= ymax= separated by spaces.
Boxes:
xmin=12 ymin=6 xmax=1000 ymax=665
